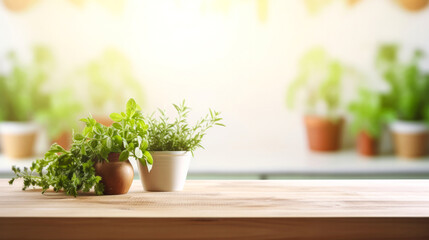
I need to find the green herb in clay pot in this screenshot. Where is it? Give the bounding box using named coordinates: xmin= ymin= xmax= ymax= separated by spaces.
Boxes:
xmin=348 ymin=88 xmax=395 ymax=157
xmin=287 ymin=47 xmax=346 ymax=152
xmin=137 ymin=100 xmax=224 ymax=192
xmin=9 ymin=99 xmax=152 ymax=196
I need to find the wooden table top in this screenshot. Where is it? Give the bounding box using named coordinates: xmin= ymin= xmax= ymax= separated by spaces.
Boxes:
xmin=1 ymin=179 xmax=429 ymax=218
xmin=1 ymin=179 xmax=429 ymax=240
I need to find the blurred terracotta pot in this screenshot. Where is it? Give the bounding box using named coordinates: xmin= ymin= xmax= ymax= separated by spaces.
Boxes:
xmin=0 ymin=122 xmax=38 ymax=159
xmin=304 ymin=116 xmax=344 ymax=152
xmin=396 ymin=0 xmax=429 ymax=11
xmin=390 ymin=121 xmax=429 ymax=158
xmin=357 ymin=131 xmax=378 ymax=157
xmin=52 ymin=131 xmax=72 ymax=150
xmin=94 ymin=116 xmax=114 ymax=127
xmin=94 ymin=152 xmax=134 ymax=195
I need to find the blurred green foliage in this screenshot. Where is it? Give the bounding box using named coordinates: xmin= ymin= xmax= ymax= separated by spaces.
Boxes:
xmin=0 ymin=46 xmax=52 ymax=122
xmin=78 ymin=48 xmax=144 ymax=114
xmin=0 ymin=45 xmax=82 ymax=139
xmin=37 ymin=88 xmax=82 ymax=138
xmin=377 ymin=44 xmax=429 ymax=123
xmin=348 ymin=89 xmax=395 ymax=138
xmin=287 ymin=47 xmax=344 ymax=120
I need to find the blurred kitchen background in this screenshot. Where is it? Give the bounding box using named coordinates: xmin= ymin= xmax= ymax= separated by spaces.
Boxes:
xmin=1 ymin=0 xmax=429 ymax=179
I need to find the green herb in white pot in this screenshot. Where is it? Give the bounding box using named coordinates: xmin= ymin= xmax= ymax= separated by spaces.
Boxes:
xmin=138 ymin=101 xmax=224 ymax=191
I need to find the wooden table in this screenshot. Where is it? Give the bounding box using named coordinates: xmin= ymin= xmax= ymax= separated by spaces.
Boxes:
xmin=1 ymin=179 xmax=429 ymax=240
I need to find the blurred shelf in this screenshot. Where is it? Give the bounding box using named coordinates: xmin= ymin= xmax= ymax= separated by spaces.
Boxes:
xmin=1 ymin=150 xmax=429 ymax=179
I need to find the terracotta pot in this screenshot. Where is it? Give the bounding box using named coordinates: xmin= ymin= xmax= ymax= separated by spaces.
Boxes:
xmin=357 ymin=131 xmax=378 ymax=157
xmin=0 ymin=122 xmax=37 ymax=159
xmin=391 ymin=121 xmax=429 ymax=158
xmin=396 ymin=0 xmax=429 ymax=12
xmin=137 ymin=151 xmax=191 ymax=192
xmin=52 ymin=131 xmax=72 ymax=150
xmin=94 ymin=116 xmax=114 ymax=127
xmin=94 ymin=152 xmax=134 ymax=195
xmin=304 ymin=116 xmax=344 ymax=152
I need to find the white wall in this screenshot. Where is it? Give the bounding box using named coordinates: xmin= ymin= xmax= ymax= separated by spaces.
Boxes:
xmin=1 ymin=0 xmax=429 ymax=163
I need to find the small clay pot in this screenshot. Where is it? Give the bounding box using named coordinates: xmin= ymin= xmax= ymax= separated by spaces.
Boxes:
xmin=390 ymin=121 xmax=429 ymax=159
xmin=304 ymin=116 xmax=344 ymax=152
xmin=357 ymin=131 xmax=378 ymax=157
xmin=94 ymin=152 xmax=134 ymax=195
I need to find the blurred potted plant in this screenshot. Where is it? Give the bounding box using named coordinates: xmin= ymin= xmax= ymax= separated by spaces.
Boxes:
xmin=36 ymin=88 xmax=83 ymax=150
xmin=348 ymin=89 xmax=395 ymax=156
xmin=376 ymin=44 xmax=429 ymax=158
xmin=137 ymin=101 xmax=224 ymax=192
xmin=75 ymin=48 xmax=144 ymax=126
xmin=0 ymin=46 xmax=52 ymax=158
xmin=287 ymin=47 xmax=345 ymax=152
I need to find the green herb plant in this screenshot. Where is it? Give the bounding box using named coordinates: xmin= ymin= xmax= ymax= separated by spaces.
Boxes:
xmin=287 ymin=47 xmax=344 ymax=120
xmin=348 ymin=88 xmax=395 ymax=138
xmin=9 ymin=99 xmax=152 ymax=197
xmin=376 ymin=44 xmax=429 ymax=123
xmin=147 ymin=100 xmax=224 ymax=155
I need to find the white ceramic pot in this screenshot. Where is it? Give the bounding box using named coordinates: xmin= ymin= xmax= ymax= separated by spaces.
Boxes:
xmin=137 ymin=151 xmax=192 ymax=192
xmin=0 ymin=122 xmax=38 ymax=158
xmin=390 ymin=121 xmax=429 ymax=158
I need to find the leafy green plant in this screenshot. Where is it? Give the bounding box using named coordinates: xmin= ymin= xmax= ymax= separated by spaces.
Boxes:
xmin=0 ymin=45 xmax=52 ymax=122
xmin=287 ymin=47 xmax=344 ymax=120
xmin=147 ymin=100 xmax=224 ymax=154
xmin=376 ymin=44 xmax=429 ymax=123
xmin=36 ymin=88 xmax=83 ymax=139
xmin=348 ymin=89 xmax=395 ymax=138
xmin=9 ymin=99 xmax=151 ymax=197
xmin=76 ymin=48 xmax=144 ymax=114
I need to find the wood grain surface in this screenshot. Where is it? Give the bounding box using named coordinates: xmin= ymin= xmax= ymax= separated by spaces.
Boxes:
xmin=1 ymin=179 xmax=429 ymax=239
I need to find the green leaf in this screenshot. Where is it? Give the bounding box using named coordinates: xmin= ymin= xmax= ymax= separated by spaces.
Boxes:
xmin=106 ymin=137 xmax=112 ymax=149
xmin=138 ymin=157 xmax=146 ymax=166
xmin=140 ymin=139 xmax=148 ymax=150
xmin=113 ymin=135 xmax=122 ymax=145
xmin=119 ymin=151 xmax=129 ymax=161
xmin=74 ymin=134 xmax=84 ymax=141
xmin=112 ymin=122 xmax=121 ymax=129
xmin=126 ymin=98 xmax=137 ymax=116
xmin=80 ymin=145 xmax=86 ymax=155
xmin=110 ymin=113 xmax=123 ymax=122
xmin=143 ymin=151 xmax=153 ymax=165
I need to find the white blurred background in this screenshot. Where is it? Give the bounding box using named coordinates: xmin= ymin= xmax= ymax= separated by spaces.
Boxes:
xmin=1 ymin=0 xmax=429 ymax=178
